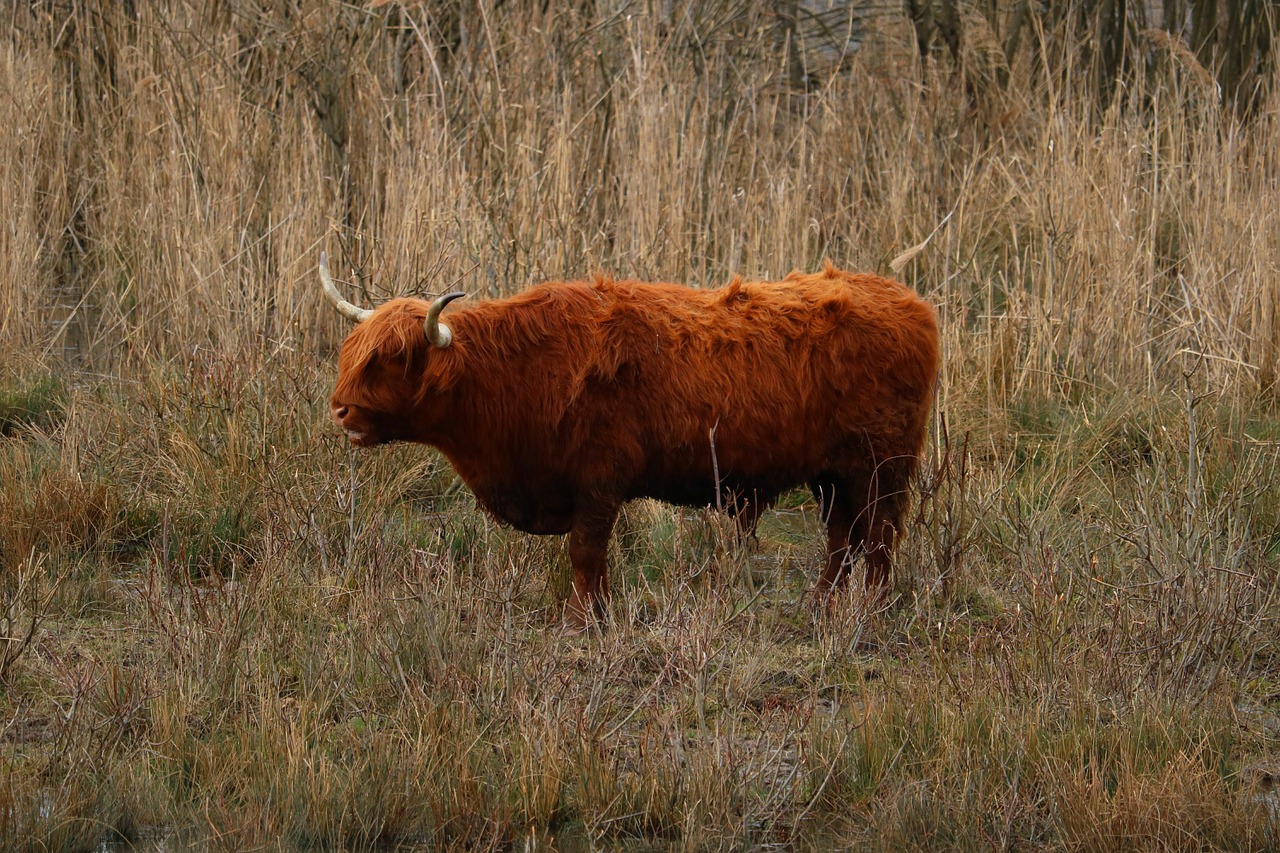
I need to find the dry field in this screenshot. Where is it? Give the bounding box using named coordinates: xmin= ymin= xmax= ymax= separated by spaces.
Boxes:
xmin=1 ymin=2 xmax=1279 ymax=850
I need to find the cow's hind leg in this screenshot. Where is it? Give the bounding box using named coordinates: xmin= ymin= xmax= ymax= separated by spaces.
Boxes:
xmin=810 ymin=478 xmax=869 ymax=604
xmin=812 ymin=460 xmax=913 ymax=605
xmin=861 ymin=457 xmax=915 ymax=593
xmin=565 ymin=503 xmax=620 ymax=631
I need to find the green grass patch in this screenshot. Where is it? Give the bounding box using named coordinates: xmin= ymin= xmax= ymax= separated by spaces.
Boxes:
xmin=0 ymin=374 xmax=65 ymax=437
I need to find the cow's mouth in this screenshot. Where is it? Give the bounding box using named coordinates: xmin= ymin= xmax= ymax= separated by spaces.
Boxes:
xmin=346 ymin=427 xmax=400 ymax=448
xmin=345 ymin=429 xmax=382 ymax=447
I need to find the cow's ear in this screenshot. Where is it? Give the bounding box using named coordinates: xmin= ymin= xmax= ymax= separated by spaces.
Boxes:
xmin=418 ymin=343 xmax=464 ymax=393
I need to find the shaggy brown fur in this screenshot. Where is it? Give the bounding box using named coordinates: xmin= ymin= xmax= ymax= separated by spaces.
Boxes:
xmin=329 ymin=263 xmax=938 ymax=626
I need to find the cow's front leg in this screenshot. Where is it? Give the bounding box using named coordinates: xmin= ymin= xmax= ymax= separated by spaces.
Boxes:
xmin=565 ymin=504 xmax=620 ymax=631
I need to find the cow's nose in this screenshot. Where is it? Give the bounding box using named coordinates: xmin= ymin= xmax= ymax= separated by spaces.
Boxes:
xmin=332 ymin=405 xmax=349 ymax=423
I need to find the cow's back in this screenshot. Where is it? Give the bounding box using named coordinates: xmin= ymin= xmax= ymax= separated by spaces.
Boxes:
xmin=534 ymin=266 xmax=937 ymax=505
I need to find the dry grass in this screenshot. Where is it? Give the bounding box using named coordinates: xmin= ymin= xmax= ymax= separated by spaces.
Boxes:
xmin=0 ymin=2 xmax=1278 ymax=850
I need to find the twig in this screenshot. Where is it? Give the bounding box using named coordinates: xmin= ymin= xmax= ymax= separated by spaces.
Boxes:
xmin=709 ymin=419 xmax=723 ymax=512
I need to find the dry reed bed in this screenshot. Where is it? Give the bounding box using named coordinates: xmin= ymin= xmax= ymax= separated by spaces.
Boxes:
xmin=0 ymin=2 xmax=1278 ymax=850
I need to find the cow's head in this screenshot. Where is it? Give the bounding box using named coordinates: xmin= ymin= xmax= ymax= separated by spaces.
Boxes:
xmin=320 ymin=252 xmax=465 ymax=446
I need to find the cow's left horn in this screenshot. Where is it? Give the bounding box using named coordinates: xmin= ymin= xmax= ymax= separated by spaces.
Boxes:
xmin=424 ymin=292 xmax=466 ymax=348
xmin=319 ymin=252 xmax=374 ymax=323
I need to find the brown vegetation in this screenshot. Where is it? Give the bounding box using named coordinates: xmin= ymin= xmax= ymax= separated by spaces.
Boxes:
xmin=0 ymin=1 xmax=1278 ymax=849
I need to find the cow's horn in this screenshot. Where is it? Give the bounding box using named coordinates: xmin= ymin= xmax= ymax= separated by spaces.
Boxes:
xmin=424 ymin=292 xmax=466 ymax=348
xmin=319 ymin=252 xmax=373 ymax=323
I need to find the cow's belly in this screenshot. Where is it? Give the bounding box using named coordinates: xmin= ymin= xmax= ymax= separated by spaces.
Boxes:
xmin=461 ymin=440 xmax=817 ymax=531
xmin=469 ymin=482 xmax=575 ymax=535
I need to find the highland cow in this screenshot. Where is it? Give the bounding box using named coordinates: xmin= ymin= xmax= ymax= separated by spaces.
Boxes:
xmin=320 ymin=253 xmax=938 ymax=627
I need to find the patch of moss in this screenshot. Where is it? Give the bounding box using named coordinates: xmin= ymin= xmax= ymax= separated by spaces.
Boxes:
xmin=0 ymin=374 xmax=66 ymax=436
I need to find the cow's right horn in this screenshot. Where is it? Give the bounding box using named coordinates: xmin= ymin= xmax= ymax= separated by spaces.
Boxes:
xmin=319 ymin=252 xmax=374 ymax=323
xmin=424 ymin=291 xmax=466 ymax=348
